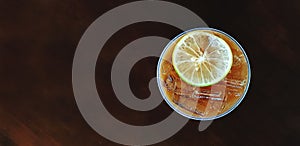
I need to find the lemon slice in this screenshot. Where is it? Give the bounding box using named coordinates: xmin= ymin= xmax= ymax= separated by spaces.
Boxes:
xmin=172 ymin=31 xmax=233 ymax=87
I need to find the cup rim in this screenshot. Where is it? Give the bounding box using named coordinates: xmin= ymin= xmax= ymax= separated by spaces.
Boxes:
xmin=156 ymin=27 xmax=251 ymax=121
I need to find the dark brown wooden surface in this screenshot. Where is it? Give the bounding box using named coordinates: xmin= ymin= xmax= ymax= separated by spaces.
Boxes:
xmin=0 ymin=0 xmax=299 ymax=145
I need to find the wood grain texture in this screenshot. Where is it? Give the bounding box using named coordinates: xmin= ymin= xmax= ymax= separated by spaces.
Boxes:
xmin=0 ymin=0 xmax=299 ymax=145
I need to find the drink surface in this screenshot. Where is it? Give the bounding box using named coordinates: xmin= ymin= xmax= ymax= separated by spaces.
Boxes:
xmin=158 ymin=29 xmax=250 ymax=120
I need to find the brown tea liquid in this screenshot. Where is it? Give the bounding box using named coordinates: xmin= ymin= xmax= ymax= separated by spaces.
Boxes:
xmin=158 ymin=29 xmax=250 ymax=119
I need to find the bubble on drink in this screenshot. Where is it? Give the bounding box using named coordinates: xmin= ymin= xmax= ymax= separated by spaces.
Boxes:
xmin=157 ymin=28 xmax=250 ymax=120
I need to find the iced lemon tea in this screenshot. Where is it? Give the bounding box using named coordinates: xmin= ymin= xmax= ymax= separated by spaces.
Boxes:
xmin=157 ymin=28 xmax=250 ymax=120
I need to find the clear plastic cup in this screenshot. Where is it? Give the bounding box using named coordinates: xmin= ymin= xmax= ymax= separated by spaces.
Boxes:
xmin=157 ymin=28 xmax=251 ymax=120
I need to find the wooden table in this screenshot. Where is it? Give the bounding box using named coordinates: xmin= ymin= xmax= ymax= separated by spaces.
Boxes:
xmin=0 ymin=0 xmax=299 ymax=145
